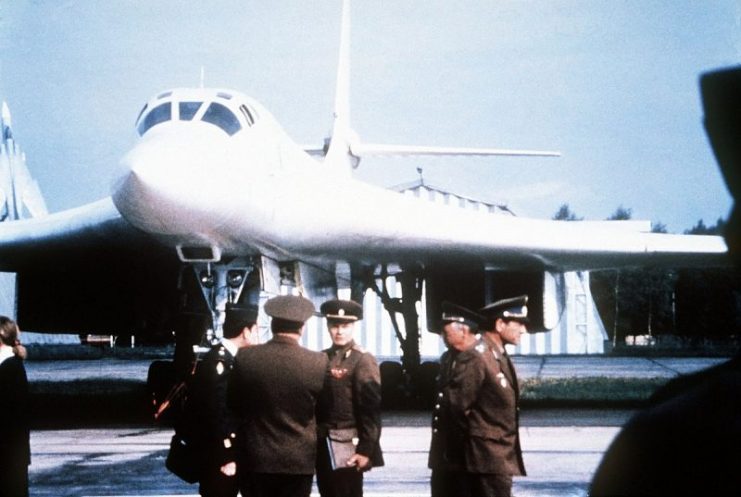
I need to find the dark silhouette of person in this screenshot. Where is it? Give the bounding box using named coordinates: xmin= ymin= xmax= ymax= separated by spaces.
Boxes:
xmin=0 ymin=316 xmax=30 ymax=497
xmin=590 ymin=66 xmax=741 ymax=497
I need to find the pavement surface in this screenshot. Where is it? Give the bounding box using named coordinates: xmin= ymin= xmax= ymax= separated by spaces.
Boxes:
xmin=23 ymin=356 xmax=731 ymax=496
xmin=30 ymin=412 xmax=628 ymax=497
xmin=25 ymin=355 xmax=730 ymax=382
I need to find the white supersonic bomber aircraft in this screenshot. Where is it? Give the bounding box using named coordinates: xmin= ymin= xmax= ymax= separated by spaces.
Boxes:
xmin=0 ymin=0 xmax=728 ymax=376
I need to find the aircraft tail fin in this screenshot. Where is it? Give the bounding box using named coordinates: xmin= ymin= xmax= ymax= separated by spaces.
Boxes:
xmin=322 ymin=0 xmax=357 ymax=172
xmin=320 ymin=0 xmax=560 ymax=170
xmin=1 ymin=102 xmax=49 ymax=221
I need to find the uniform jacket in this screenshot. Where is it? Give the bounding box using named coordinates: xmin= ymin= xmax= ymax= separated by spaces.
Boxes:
xmin=188 ymin=342 xmax=239 ymax=466
xmin=449 ymin=333 xmax=526 ymax=476
xmin=0 ymin=355 xmax=30 ymax=467
xmin=428 ymin=348 xmax=466 ymax=471
xmin=229 ymin=334 xmax=328 ymax=475
xmin=317 ymin=340 xmax=384 ymax=467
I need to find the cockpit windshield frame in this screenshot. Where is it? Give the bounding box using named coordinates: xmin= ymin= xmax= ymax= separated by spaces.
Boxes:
xmin=136 ymin=91 xmax=259 ymax=137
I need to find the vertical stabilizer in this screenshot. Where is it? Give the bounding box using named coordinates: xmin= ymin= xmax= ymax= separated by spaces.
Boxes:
xmin=1 ymin=102 xmax=12 ymax=141
xmin=323 ymin=0 xmax=359 ymax=172
xmin=316 ymin=0 xmax=559 ymax=170
xmin=0 ymin=102 xmax=48 ymax=220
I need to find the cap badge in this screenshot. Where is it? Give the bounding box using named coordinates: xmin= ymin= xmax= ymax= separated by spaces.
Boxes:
xmin=338 ymin=309 xmax=345 ymax=316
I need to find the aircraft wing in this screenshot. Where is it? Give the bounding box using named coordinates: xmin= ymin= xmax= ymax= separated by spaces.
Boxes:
xmin=0 ymin=197 xmax=167 ymax=269
xmin=174 ymin=169 xmax=728 ymax=273
xmin=0 ymin=197 xmax=182 ymax=335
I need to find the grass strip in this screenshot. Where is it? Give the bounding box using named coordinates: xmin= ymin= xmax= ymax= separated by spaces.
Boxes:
xmin=520 ymin=376 xmax=669 ymax=407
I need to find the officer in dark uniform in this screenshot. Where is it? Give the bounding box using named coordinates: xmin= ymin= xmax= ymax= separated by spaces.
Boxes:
xmin=229 ymin=295 xmax=328 ymax=497
xmin=449 ymin=295 xmax=528 ymax=497
xmin=428 ymin=301 xmax=483 ymax=497
xmin=189 ymin=302 xmax=259 ymax=497
xmin=316 ymin=298 xmax=384 ymax=497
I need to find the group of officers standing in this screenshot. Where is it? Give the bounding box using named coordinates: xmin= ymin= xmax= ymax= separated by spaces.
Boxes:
xmin=181 ymin=292 xmax=528 ymax=497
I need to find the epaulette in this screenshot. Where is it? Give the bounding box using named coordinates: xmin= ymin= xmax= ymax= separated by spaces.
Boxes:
xmin=351 ymin=343 xmax=367 ymax=354
xmin=214 ymin=345 xmax=231 ymax=375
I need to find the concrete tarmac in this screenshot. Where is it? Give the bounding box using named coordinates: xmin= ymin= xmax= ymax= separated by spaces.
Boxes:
xmin=25 ymin=355 xmax=729 ymax=382
xmin=30 ymin=411 xmax=628 ymax=497
xmin=24 ymin=356 xmax=730 ymax=496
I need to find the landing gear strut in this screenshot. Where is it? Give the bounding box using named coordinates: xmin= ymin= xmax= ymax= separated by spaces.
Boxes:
xmin=368 ymin=263 xmax=426 ymax=405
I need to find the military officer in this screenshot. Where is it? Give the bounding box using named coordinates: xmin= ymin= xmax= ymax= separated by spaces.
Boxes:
xmin=188 ymin=302 xmax=259 ymax=497
xmin=428 ymin=301 xmax=483 ymax=497
xmin=229 ymin=295 xmax=328 ymax=497
xmin=316 ymin=298 xmax=384 ymax=497
xmin=449 ymin=295 xmax=528 ymax=497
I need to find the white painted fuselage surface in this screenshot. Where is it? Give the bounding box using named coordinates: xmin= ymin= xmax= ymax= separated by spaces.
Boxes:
xmin=108 ymin=88 xmax=726 ymax=272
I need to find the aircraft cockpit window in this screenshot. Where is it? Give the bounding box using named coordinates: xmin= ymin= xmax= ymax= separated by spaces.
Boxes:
xmin=135 ymin=104 xmax=148 ymax=126
xmin=239 ymin=104 xmax=256 ymax=126
xmin=201 ymin=102 xmax=242 ymax=136
xmin=179 ymin=101 xmax=202 ymax=121
xmin=137 ymin=102 xmax=172 ymax=136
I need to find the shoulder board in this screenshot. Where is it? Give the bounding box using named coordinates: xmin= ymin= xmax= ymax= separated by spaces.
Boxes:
xmin=351 ymin=343 xmax=367 ymax=354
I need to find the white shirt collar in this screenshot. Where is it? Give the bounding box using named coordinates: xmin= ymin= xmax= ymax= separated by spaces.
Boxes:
xmin=0 ymin=346 xmax=14 ymax=366
xmin=220 ymin=338 xmax=238 ymax=357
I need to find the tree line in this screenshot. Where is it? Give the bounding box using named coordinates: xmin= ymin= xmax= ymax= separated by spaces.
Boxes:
xmin=553 ymin=204 xmax=741 ymax=346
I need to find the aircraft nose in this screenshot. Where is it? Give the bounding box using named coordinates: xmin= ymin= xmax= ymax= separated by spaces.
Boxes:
xmin=112 ymin=129 xmax=232 ymax=234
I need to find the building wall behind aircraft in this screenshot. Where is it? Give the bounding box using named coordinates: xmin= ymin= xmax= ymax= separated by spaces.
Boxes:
xmin=298 ymin=181 xmax=607 ymax=356
xmin=296 ymin=269 xmax=606 ymax=356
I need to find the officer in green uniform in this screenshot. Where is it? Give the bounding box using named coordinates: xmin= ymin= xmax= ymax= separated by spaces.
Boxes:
xmin=428 ymin=301 xmax=483 ymax=497
xmin=189 ymin=302 xmax=259 ymax=497
xmin=316 ymin=298 xmax=384 ymax=497
xmin=449 ymin=295 xmax=528 ymax=497
xmin=230 ymin=295 xmax=328 ymax=497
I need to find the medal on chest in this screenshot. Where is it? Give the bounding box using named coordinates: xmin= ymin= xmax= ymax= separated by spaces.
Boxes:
xmin=330 ymin=367 xmax=349 ymax=379
xmin=496 ymin=371 xmax=508 ymax=388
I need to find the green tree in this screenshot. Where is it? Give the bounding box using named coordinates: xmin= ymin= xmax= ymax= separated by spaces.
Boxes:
xmin=590 ymin=208 xmax=676 ymax=347
xmin=675 ymin=218 xmax=740 ymax=340
xmin=608 ymin=205 xmax=632 ymax=221
xmin=552 ymin=203 xmax=583 ymax=221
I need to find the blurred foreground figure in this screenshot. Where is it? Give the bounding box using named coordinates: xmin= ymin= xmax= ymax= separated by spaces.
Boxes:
xmin=590 ymin=66 xmax=741 ymax=497
xmin=0 ymin=317 xmax=30 ymax=497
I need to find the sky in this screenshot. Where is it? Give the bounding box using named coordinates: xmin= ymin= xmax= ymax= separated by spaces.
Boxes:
xmin=0 ymin=0 xmax=739 ymax=233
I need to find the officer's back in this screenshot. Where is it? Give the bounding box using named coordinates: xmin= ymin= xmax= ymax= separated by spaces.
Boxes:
xmin=233 ymin=335 xmax=327 ymax=471
xmin=229 ymin=295 xmax=328 ymax=497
